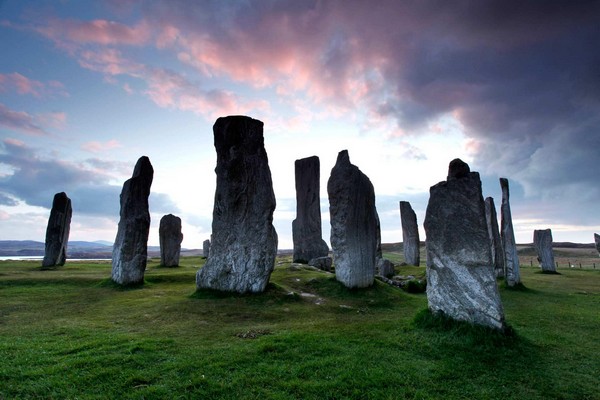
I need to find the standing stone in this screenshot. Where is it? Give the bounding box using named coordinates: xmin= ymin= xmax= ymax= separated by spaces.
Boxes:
xmin=203 ymin=239 xmax=211 ymax=258
xmin=42 ymin=192 xmax=72 ymax=268
xmin=424 ymin=159 xmax=506 ymax=331
xmin=376 ymin=258 xmax=395 ymax=278
xmin=485 ymin=197 xmax=505 ymax=278
xmin=500 ymin=178 xmax=521 ymax=287
xmin=533 ymin=229 xmax=556 ymax=273
xmin=594 ymin=233 xmax=600 ymax=257
xmin=399 ymin=201 xmax=420 ymax=266
xmin=292 ymin=156 xmax=329 ymax=263
xmin=111 ymin=156 xmax=153 ymax=285
xmin=196 ymin=116 xmax=278 ymax=293
xmin=159 ymin=214 xmax=183 ymax=267
xmin=327 ymin=150 xmax=379 ymax=288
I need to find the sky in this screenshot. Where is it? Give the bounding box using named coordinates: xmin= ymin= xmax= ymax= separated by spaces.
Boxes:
xmin=0 ymin=0 xmax=599 ymax=249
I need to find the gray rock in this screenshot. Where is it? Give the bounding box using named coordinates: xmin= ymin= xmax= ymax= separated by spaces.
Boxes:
xmin=424 ymin=159 xmax=506 ymax=331
xmin=308 ymin=256 xmax=332 ymax=272
xmin=292 ymin=156 xmax=329 ymax=263
xmin=399 ymin=201 xmax=420 ymax=266
xmin=111 ymin=156 xmax=153 ymax=285
xmin=500 ymin=178 xmax=521 ymax=287
xmin=485 ymin=197 xmax=505 ymax=278
xmin=196 ymin=116 xmax=278 ymax=293
xmin=42 ymin=192 xmax=72 ymax=267
xmin=159 ymin=214 xmax=183 ymax=267
xmin=533 ymin=229 xmax=556 ymax=272
xmin=327 ymin=150 xmax=379 ymax=288
xmin=203 ymin=239 xmax=211 ymax=258
xmin=595 ymin=233 xmax=600 ymax=257
xmin=376 ymin=258 xmax=395 ymax=278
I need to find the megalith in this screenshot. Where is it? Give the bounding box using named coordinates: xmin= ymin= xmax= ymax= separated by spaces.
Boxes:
xmin=594 ymin=233 xmax=600 ymax=257
xmin=485 ymin=197 xmax=505 ymax=278
xmin=500 ymin=178 xmax=521 ymax=287
xmin=159 ymin=214 xmax=183 ymax=267
xmin=533 ymin=229 xmax=556 ymax=273
xmin=42 ymin=192 xmax=72 ymax=268
xmin=327 ymin=150 xmax=379 ymax=288
xmin=399 ymin=201 xmax=420 ymax=266
xmin=196 ymin=116 xmax=278 ymax=293
xmin=111 ymin=156 xmax=153 ymax=285
xmin=203 ymin=239 xmax=211 ymax=258
xmin=292 ymin=156 xmax=329 ymax=263
xmin=424 ymin=159 xmax=506 ymax=331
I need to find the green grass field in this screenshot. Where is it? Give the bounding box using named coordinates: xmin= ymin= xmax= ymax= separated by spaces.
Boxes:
xmin=1 ymin=254 xmax=598 ymax=399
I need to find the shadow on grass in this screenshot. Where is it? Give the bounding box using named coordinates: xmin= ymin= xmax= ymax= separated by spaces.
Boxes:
xmin=191 ymin=282 xmax=302 ymax=304
xmin=412 ymin=309 xmax=520 ymax=347
xmin=96 ymin=278 xmax=145 ymax=290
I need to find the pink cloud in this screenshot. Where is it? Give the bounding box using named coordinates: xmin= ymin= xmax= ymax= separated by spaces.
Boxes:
xmin=38 ymin=18 xmax=151 ymax=46
xmin=0 ymin=73 xmax=68 ymax=98
xmin=0 ymin=103 xmax=48 ymax=136
xmin=81 ymin=139 xmax=122 ymax=153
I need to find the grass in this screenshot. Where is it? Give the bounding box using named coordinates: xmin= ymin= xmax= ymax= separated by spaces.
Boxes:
xmin=1 ymin=254 xmax=599 ymax=399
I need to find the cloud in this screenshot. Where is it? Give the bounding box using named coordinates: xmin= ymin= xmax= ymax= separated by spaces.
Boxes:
xmin=0 ymin=72 xmax=68 ymax=98
xmin=81 ymin=139 xmax=122 ymax=153
xmin=0 ymin=138 xmax=178 ymax=217
xmin=0 ymin=103 xmax=48 ymax=135
xmin=37 ymin=18 xmax=151 ymax=46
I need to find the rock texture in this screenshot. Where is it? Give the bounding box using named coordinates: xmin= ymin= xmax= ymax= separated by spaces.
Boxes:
xmin=292 ymin=156 xmax=329 ymax=263
xmin=308 ymin=256 xmax=332 ymax=272
xmin=533 ymin=229 xmax=556 ymax=272
xmin=111 ymin=156 xmax=153 ymax=285
xmin=377 ymin=258 xmax=395 ymax=278
xmin=399 ymin=201 xmax=420 ymax=266
xmin=327 ymin=150 xmax=379 ymax=288
xmin=196 ymin=116 xmax=278 ymax=293
xmin=424 ymin=159 xmax=506 ymax=331
xmin=159 ymin=214 xmax=183 ymax=267
xmin=500 ymin=178 xmax=521 ymax=287
xmin=42 ymin=192 xmax=72 ymax=267
xmin=485 ymin=197 xmax=505 ymax=278
xmin=595 ymin=233 xmax=600 ymax=257
xmin=203 ymin=239 xmax=211 ymax=258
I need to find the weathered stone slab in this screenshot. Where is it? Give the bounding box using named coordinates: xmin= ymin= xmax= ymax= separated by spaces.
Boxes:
xmin=533 ymin=229 xmax=556 ymax=272
xmin=424 ymin=159 xmax=506 ymax=331
xmin=159 ymin=214 xmax=183 ymax=267
xmin=42 ymin=192 xmax=72 ymax=268
xmin=203 ymin=239 xmax=211 ymax=258
xmin=308 ymin=256 xmax=332 ymax=272
xmin=399 ymin=201 xmax=420 ymax=266
xmin=292 ymin=156 xmax=329 ymax=263
xmin=376 ymin=258 xmax=395 ymax=278
xmin=111 ymin=156 xmax=153 ymax=285
xmin=595 ymin=233 xmax=600 ymax=257
xmin=327 ymin=150 xmax=379 ymax=288
xmin=196 ymin=116 xmax=278 ymax=293
xmin=500 ymin=178 xmax=521 ymax=287
xmin=485 ymin=197 xmax=505 ymax=278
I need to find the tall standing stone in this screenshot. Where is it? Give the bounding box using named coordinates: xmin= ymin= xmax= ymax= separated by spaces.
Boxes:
xmin=500 ymin=178 xmax=521 ymax=287
xmin=203 ymin=239 xmax=211 ymax=258
xmin=424 ymin=159 xmax=506 ymax=331
xmin=196 ymin=116 xmax=278 ymax=293
xmin=42 ymin=192 xmax=72 ymax=268
xmin=485 ymin=197 xmax=505 ymax=278
xmin=159 ymin=214 xmax=183 ymax=267
xmin=594 ymin=233 xmax=600 ymax=257
xmin=399 ymin=201 xmax=420 ymax=266
xmin=111 ymin=156 xmax=153 ymax=285
xmin=327 ymin=150 xmax=379 ymax=288
xmin=533 ymin=229 xmax=556 ymax=273
xmin=292 ymin=156 xmax=329 ymax=263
